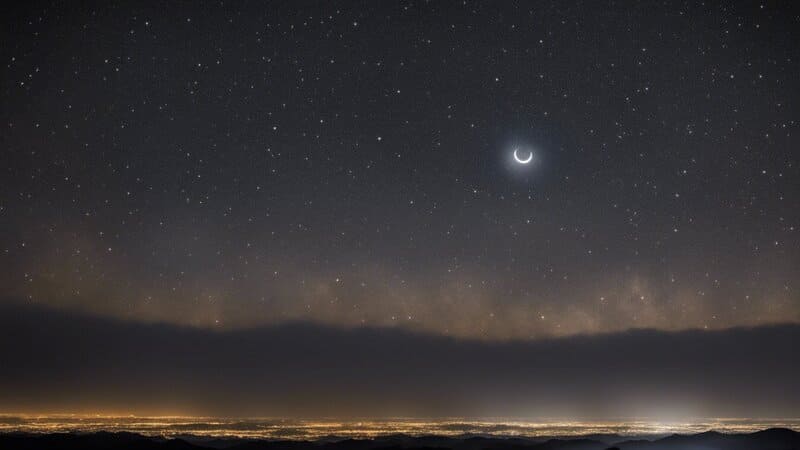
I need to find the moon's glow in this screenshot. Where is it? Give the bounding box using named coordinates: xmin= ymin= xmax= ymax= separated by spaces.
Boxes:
xmin=513 ymin=148 xmax=533 ymax=164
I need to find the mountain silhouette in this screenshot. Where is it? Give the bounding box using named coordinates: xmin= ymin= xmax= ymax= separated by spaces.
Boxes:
xmin=1 ymin=429 xmax=799 ymax=450
xmin=611 ymin=428 xmax=800 ymax=450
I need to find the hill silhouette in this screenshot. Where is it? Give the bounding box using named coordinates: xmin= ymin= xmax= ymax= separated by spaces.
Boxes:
xmin=1 ymin=428 xmax=798 ymax=450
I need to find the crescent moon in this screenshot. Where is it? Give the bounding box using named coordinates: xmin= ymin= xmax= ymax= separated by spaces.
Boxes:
xmin=513 ymin=148 xmax=533 ymax=164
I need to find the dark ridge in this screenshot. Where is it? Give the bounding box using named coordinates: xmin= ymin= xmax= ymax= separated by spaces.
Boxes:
xmin=1 ymin=429 xmax=798 ymax=450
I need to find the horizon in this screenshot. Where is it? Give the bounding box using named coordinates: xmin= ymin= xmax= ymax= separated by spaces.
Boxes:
xmin=3 ymin=415 xmax=799 ymax=439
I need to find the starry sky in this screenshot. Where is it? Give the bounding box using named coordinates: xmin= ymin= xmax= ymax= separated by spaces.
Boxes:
xmin=2 ymin=0 xmax=799 ymax=341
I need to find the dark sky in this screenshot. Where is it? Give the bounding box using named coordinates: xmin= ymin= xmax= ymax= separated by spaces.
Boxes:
xmin=0 ymin=0 xmax=798 ymax=356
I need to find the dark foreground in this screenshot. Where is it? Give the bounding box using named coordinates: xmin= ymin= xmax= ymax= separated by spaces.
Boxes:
xmin=1 ymin=428 xmax=799 ymax=450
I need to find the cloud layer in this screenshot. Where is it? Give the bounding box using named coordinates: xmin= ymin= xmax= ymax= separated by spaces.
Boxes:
xmin=1 ymin=301 xmax=797 ymax=418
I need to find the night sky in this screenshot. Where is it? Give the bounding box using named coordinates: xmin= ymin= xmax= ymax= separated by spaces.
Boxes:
xmin=1 ymin=0 xmax=799 ymax=362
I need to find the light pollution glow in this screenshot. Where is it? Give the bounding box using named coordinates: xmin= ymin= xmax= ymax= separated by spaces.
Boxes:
xmin=1 ymin=416 xmax=799 ymax=440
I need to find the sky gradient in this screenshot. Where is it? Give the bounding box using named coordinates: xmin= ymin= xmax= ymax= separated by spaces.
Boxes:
xmin=2 ymin=1 xmax=798 ymax=340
